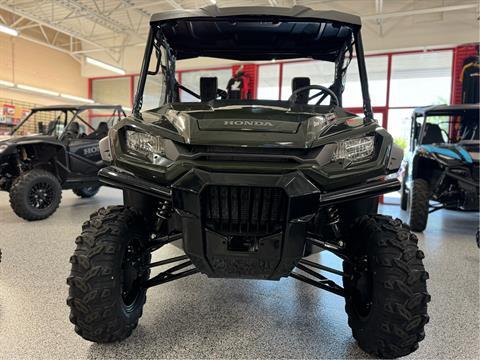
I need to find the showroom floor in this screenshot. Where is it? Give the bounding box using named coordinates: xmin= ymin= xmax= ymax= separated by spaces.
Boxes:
xmin=0 ymin=187 xmax=478 ymax=359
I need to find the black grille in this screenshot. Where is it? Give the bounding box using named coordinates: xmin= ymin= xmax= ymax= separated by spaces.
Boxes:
xmin=202 ymin=185 xmax=287 ymax=236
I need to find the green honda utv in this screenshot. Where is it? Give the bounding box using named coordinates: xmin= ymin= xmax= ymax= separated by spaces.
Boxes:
xmin=67 ymin=6 xmax=429 ymax=358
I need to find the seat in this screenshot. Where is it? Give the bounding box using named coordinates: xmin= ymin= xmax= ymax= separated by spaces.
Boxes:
xmin=200 ymin=77 xmax=218 ymax=102
xmin=64 ymin=122 xmax=80 ymax=139
xmin=96 ymin=122 xmax=109 ymax=138
xmin=422 ymin=123 xmax=445 ymax=144
xmin=85 ymin=121 xmax=109 ymax=139
xmin=292 ymin=77 xmax=311 ymax=104
xmin=46 ymin=121 xmax=56 ymax=134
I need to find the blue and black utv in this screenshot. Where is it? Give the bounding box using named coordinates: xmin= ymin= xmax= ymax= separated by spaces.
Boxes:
xmin=401 ymin=104 xmax=479 ymax=232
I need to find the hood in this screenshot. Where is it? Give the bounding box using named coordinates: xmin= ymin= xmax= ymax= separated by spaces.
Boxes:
xmin=2 ymin=135 xmax=59 ymax=145
xmin=420 ymin=142 xmax=480 ymax=164
xmin=138 ymin=103 xmax=367 ymax=148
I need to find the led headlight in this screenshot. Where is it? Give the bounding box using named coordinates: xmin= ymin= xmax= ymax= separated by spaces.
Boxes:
xmin=0 ymin=144 xmax=8 ymax=154
xmin=125 ymin=130 xmax=167 ymax=164
xmin=332 ymin=136 xmax=375 ymax=164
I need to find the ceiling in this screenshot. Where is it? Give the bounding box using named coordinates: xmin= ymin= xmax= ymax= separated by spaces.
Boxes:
xmin=0 ymin=0 xmax=478 ymax=73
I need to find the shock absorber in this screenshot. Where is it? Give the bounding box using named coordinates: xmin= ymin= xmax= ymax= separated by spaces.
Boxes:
xmin=326 ymin=206 xmax=344 ymax=247
xmin=155 ymin=199 xmax=172 ymax=231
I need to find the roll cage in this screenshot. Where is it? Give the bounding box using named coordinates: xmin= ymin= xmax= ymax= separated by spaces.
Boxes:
xmin=11 ymin=105 xmax=125 ymax=139
xmin=410 ymin=104 xmax=480 ymax=150
xmin=133 ymin=5 xmax=373 ymax=120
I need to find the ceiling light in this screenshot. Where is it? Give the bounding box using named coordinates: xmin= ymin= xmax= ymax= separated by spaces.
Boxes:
xmin=17 ymin=84 xmax=59 ymax=97
xmin=209 ymin=0 xmax=217 ymax=4
xmin=0 ymin=24 xmax=18 ymax=37
xmin=0 ymin=80 xmax=15 ymax=87
xmin=86 ymin=57 xmax=126 ymax=75
xmin=60 ymin=93 xmax=95 ymax=103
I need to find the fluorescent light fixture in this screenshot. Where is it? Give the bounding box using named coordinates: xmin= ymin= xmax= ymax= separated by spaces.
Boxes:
xmin=60 ymin=93 xmax=95 ymax=103
xmin=209 ymin=0 xmax=216 ymax=4
xmin=86 ymin=57 xmax=126 ymax=75
xmin=0 ymin=24 xmax=18 ymax=37
xmin=0 ymin=79 xmax=14 ymax=87
xmin=17 ymin=84 xmax=59 ymax=97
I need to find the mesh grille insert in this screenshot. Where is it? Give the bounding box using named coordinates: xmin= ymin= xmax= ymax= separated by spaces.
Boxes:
xmin=202 ymin=185 xmax=287 ymax=236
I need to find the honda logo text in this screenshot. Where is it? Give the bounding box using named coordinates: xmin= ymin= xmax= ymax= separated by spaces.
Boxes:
xmin=224 ymin=120 xmax=274 ymax=126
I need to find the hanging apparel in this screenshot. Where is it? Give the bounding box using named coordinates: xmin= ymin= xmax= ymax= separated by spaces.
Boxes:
xmin=461 ymin=58 xmax=479 ymax=104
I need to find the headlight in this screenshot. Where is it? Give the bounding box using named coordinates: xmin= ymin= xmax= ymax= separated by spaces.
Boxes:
xmin=0 ymin=144 xmax=9 ymax=154
xmin=125 ymin=130 xmax=168 ymax=165
xmin=332 ymin=136 xmax=375 ymax=164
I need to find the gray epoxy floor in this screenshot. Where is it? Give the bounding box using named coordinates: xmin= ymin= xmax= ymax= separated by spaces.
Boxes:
xmin=0 ymin=187 xmax=479 ymax=359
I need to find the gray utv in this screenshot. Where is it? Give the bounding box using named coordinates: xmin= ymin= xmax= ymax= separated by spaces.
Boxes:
xmin=0 ymin=105 xmax=124 ymax=220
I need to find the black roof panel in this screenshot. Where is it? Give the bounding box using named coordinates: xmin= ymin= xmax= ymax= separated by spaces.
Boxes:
xmin=150 ymin=5 xmax=361 ymax=26
xmin=151 ymin=5 xmax=360 ymax=61
xmin=414 ymin=104 xmax=480 ymax=116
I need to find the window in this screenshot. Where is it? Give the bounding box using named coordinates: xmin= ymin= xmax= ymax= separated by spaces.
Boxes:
xmin=257 ymin=64 xmax=280 ymax=100
xmin=134 ymin=75 xmax=164 ymax=111
xmin=281 ymin=60 xmax=335 ymax=100
xmin=91 ymin=78 xmax=131 ymax=108
xmin=390 ymin=51 xmax=453 ymax=107
xmin=179 ymin=69 xmax=232 ymax=102
xmin=387 ymin=108 xmax=415 ymax=150
xmin=343 ymin=56 xmax=388 ymax=107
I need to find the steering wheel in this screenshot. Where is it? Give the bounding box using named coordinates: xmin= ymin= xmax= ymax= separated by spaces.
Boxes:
xmin=288 ymin=85 xmax=339 ymax=110
xmin=440 ymin=128 xmax=451 ymax=142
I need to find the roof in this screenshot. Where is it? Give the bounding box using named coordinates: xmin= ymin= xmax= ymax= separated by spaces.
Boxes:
xmin=150 ymin=5 xmax=362 ymax=26
xmin=31 ymin=104 xmax=123 ymax=112
xmin=150 ymin=5 xmax=361 ymax=62
xmin=413 ymin=104 xmax=480 ymax=116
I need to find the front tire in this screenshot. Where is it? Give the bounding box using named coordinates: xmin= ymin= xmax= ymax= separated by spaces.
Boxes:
xmin=9 ymin=169 xmax=62 ymax=221
xmin=72 ymin=185 xmax=100 ymax=198
xmin=67 ymin=206 xmax=151 ymax=343
xmin=409 ymin=179 xmax=430 ymax=232
xmin=343 ymin=215 xmax=430 ymax=358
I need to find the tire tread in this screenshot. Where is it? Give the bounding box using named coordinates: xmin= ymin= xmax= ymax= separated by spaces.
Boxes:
xmin=344 ymin=215 xmax=430 ymax=359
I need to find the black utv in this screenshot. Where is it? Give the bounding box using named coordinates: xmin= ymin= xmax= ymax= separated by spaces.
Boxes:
xmin=67 ymin=6 xmax=429 ymax=358
xmin=401 ymin=104 xmax=479 ymax=232
xmin=0 ymin=104 xmax=124 ymax=220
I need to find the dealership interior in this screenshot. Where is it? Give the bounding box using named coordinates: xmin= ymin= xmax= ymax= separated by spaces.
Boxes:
xmin=0 ymin=0 xmax=479 ymax=359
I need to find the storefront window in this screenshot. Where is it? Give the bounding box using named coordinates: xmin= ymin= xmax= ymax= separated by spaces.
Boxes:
xmin=257 ymin=64 xmax=280 ymax=100
xmin=390 ymin=51 xmax=453 ymax=107
xmin=281 ymin=60 xmax=335 ymax=100
xmin=180 ymin=69 xmax=232 ymax=102
xmin=91 ymin=77 xmax=131 ymax=108
xmin=343 ymin=56 xmax=388 ymax=107
xmin=134 ymin=75 xmax=164 ymax=111
xmin=387 ymin=108 xmax=415 ymax=150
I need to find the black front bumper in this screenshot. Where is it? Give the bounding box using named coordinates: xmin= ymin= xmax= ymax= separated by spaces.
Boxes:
xmin=172 ymin=169 xmax=320 ymax=279
xmin=99 ymin=166 xmax=400 ymax=279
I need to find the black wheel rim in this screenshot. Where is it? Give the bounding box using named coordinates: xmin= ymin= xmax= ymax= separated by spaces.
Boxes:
xmin=85 ymin=186 xmax=96 ymax=193
xmin=351 ymin=257 xmax=374 ymax=318
xmin=121 ymin=241 xmax=148 ymax=311
xmin=28 ymin=182 xmax=55 ymax=209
